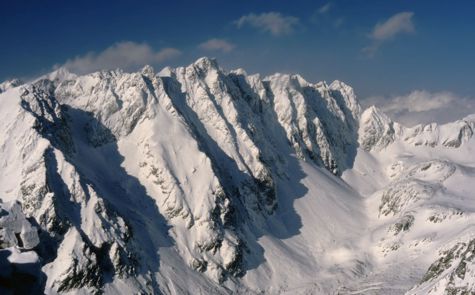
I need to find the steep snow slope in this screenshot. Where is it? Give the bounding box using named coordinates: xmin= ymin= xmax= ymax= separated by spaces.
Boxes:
xmin=0 ymin=58 xmax=474 ymax=294
xmin=242 ymin=161 xmax=368 ymax=294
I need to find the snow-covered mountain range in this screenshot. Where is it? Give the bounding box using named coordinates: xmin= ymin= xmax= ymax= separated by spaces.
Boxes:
xmin=0 ymin=57 xmax=474 ymax=294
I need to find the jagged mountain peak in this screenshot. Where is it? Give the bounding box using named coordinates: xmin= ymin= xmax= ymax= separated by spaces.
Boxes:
xmin=1 ymin=58 xmax=475 ymax=294
xmin=358 ymin=104 xmax=475 ymax=150
xmin=358 ymin=105 xmax=397 ymax=151
xmin=0 ymin=78 xmax=23 ymax=93
xmin=158 ymin=65 xmax=174 ymax=77
xmin=362 ymin=105 xmax=392 ymax=123
xmin=171 ymin=57 xmax=222 ymax=79
xmin=140 ymin=64 xmax=156 ymax=77
xmin=192 ymin=56 xmax=220 ymax=69
xmin=330 ymin=80 xmax=361 ymax=118
xmin=40 ymin=66 xmax=77 ymax=83
xmin=230 ymin=68 xmax=248 ymax=76
xmin=16 ymin=58 xmax=366 ymax=177
xmin=263 ymin=72 xmax=311 ymax=88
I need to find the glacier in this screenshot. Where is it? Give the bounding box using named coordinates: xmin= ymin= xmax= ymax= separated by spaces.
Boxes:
xmin=0 ymin=57 xmax=474 ymax=294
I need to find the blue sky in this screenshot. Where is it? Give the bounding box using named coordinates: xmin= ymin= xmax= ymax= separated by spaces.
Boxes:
xmin=2 ymin=0 xmax=475 ymax=104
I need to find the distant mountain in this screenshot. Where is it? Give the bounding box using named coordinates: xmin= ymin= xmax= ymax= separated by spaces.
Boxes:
xmin=0 ymin=57 xmax=474 ymax=294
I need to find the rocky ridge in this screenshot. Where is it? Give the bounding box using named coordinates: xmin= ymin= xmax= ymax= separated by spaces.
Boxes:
xmin=0 ymin=58 xmax=474 ymax=294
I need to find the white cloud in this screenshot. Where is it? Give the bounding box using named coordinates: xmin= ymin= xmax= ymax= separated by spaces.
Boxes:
xmin=61 ymin=41 xmax=181 ymax=74
xmin=372 ymin=12 xmax=415 ymax=41
xmin=363 ymin=12 xmax=415 ymax=55
xmin=318 ymin=3 xmax=332 ymax=14
xmin=363 ymin=90 xmax=475 ymax=126
xmin=198 ymin=39 xmax=235 ymax=52
xmin=235 ymin=12 xmax=300 ymax=36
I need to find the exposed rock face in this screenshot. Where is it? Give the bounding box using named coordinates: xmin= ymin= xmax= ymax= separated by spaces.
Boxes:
xmin=0 ymin=200 xmax=45 ymax=294
xmin=1 ymin=58 xmax=475 ymax=294
xmin=378 ymin=160 xmax=456 ymax=217
xmin=0 ymin=201 xmax=40 ymax=250
xmin=408 ymin=239 xmax=475 ymax=295
xmin=0 ymin=58 xmax=364 ymax=293
xmin=359 ymin=106 xmax=397 ymax=151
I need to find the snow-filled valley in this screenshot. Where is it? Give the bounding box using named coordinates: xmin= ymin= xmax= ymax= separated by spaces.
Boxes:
xmin=0 ymin=57 xmax=474 ymax=294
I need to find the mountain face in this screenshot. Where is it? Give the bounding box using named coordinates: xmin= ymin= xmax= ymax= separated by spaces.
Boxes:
xmin=0 ymin=79 xmax=22 ymax=94
xmin=0 ymin=57 xmax=474 ymax=294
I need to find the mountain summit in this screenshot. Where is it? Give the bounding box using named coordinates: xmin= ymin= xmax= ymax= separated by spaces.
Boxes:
xmin=0 ymin=58 xmax=474 ymax=294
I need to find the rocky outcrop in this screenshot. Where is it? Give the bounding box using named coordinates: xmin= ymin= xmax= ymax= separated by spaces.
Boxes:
xmin=2 ymin=57 xmax=474 ymax=294
xmin=0 ymin=58 xmax=365 ymax=292
xmin=0 ymin=200 xmax=45 ymax=294
xmin=408 ymin=239 xmax=475 ymax=295
xmin=359 ymin=106 xmax=397 ymax=151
